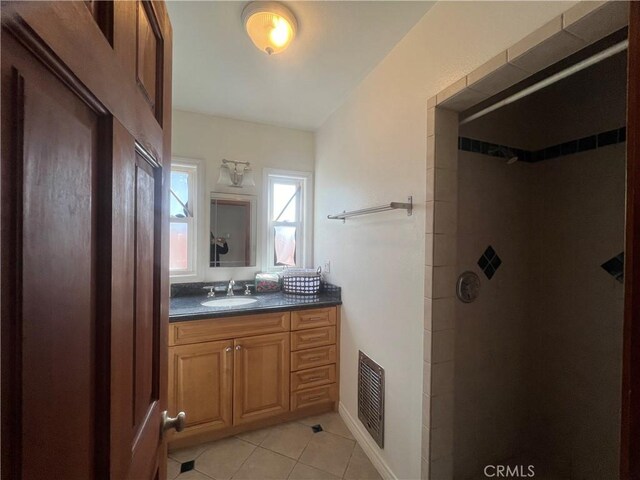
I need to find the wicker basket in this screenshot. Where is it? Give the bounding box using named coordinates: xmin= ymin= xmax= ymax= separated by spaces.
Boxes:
xmin=282 ymin=267 xmax=322 ymax=295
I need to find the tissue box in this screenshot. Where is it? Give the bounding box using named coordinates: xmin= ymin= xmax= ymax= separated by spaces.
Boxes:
xmin=255 ymin=272 xmax=281 ymax=292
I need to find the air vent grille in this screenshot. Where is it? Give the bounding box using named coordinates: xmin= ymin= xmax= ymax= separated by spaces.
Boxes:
xmin=358 ymin=350 xmax=385 ymax=448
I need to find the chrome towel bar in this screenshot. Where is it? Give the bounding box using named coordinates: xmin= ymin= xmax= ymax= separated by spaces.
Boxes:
xmin=327 ymin=196 xmax=412 ymax=222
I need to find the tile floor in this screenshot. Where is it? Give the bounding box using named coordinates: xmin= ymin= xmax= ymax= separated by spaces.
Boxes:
xmin=167 ymin=412 xmax=382 ymax=480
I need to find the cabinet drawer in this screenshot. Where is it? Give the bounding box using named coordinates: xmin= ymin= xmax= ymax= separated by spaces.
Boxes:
xmin=169 ymin=312 xmax=290 ymax=346
xmin=291 ymin=326 xmax=336 ymax=351
xmin=291 ymin=383 xmax=337 ymax=411
xmin=291 ymin=364 xmax=336 ymax=392
xmin=291 ymin=345 xmax=337 ymax=371
xmin=291 ymin=308 xmax=336 ymax=331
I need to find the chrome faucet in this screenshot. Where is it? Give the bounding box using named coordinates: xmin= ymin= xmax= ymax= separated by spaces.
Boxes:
xmin=227 ymin=279 xmax=235 ymax=296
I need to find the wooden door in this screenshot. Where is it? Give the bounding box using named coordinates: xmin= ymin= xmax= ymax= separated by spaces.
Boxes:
xmin=169 ymin=341 xmax=234 ymax=436
xmin=233 ymin=332 xmax=290 ymax=425
xmin=1 ymin=2 xmax=172 ymax=479
xmin=622 ymin=3 xmax=640 ymax=479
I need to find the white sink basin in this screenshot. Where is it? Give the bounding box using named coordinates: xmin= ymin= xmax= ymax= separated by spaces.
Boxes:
xmin=201 ymin=297 xmax=258 ymax=307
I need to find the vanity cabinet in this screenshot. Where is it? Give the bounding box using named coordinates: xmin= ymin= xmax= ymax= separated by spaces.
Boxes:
xmin=168 ymin=306 xmax=339 ymax=448
xmin=168 ymin=340 xmax=233 ymax=434
xmin=233 ymin=332 xmax=290 ymax=425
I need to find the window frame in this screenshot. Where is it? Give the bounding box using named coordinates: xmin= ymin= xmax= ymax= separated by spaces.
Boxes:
xmin=169 ymin=159 xmax=199 ymax=279
xmin=263 ymin=169 xmax=313 ymax=271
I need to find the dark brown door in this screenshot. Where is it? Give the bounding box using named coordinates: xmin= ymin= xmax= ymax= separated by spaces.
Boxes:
xmin=622 ymin=3 xmax=640 ymax=480
xmin=1 ymin=2 xmax=173 ymax=479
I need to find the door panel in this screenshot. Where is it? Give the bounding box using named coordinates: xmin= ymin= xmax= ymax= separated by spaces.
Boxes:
xmin=1 ymin=31 xmax=103 ymax=479
xmin=110 ymin=123 xmax=164 ymax=480
xmin=169 ymin=341 xmax=233 ymax=434
xmin=234 ymin=332 xmax=290 ymax=425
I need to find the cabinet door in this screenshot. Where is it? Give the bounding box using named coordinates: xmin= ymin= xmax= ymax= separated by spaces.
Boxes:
xmin=169 ymin=340 xmax=233 ymax=435
xmin=234 ymin=332 xmax=290 ymax=424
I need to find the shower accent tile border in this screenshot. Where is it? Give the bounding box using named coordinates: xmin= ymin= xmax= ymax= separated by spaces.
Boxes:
xmin=458 ymin=126 xmax=627 ymax=163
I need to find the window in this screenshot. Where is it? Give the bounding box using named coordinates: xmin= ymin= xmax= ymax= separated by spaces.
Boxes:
xmin=170 ymin=161 xmax=198 ymax=276
xmin=265 ymin=170 xmax=312 ymax=270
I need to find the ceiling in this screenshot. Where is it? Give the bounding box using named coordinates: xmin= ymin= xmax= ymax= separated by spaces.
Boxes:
xmin=167 ymin=1 xmax=434 ymax=131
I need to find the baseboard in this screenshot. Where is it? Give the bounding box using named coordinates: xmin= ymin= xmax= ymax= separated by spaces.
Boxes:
xmin=338 ymin=402 xmax=398 ymax=480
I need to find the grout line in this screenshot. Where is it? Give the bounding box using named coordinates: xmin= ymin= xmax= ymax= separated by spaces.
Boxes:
xmin=341 ymin=441 xmax=358 ymax=479
xmin=226 ymin=442 xmax=258 ymax=480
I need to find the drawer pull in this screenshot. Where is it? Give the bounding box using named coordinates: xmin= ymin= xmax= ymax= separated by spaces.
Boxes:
xmin=301 ymin=333 xmax=326 ymax=340
xmin=306 ymin=356 xmax=322 ymax=361
xmin=306 ymin=395 xmax=325 ymax=401
xmin=306 ymin=375 xmax=324 ymax=381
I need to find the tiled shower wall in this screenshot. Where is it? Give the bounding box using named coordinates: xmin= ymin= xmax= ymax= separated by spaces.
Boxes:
xmin=453 ymin=143 xmax=625 ymax=479
xmin=454 ymin=151 xmax=533 ymax=478
xmin=526 ymin=143 xmax=625 ymax=478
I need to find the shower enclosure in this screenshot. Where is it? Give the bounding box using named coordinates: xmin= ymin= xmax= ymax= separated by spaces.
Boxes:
xmin=452 ymin=51 xmax=627 ymax=480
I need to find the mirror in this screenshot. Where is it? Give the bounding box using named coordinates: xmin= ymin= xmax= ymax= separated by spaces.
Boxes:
xmin=210 ymin=193 xmax=257 ymax=268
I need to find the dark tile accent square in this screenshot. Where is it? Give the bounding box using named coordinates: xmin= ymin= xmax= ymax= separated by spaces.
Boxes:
xmin=578 ymin=135 xmax=597 ymax=152
xmin=485 ymin=245 xmax=496 ymax=260
xmin=471 ymin=139 xmax=482 ymax=153
xmin=180 ymin=460 xmax=196 ymax=473
xmin=311 ymin=424 xmax=323 ymax=433
xmin=619 ymin=127 xmax=626 ymax=143
xmin=598 ymin=129 xmax=618 ymax=147
xmin=544 ymin=145 xmax=562 ymax=160
xmin=458 ymin=137 xmax=462 ymax=149
xmin=601 ymin=252 xmax=624 ymax=283
xmin=484 ymin=264 xmax=496 ymax=279
xmin=461 ymin=137 xmax=472 ymax=151
xmin=477 ymin=246 xmax=502 ymax=280
xmin=560 ymin=140 xmax=578 ymax=155
xmin=531 ymin=150 xmax=545 ymax=162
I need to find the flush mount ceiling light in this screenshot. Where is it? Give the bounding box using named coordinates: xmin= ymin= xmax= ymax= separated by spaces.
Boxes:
xmin=217 ymin=159 xmax=256 ymax=188
xmin=242 ymin=1 xmax=297 ymax=55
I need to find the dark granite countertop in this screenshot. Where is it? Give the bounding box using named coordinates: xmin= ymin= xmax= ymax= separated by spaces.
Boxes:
xmin=170 ymin=288 xmax=341 ymax=322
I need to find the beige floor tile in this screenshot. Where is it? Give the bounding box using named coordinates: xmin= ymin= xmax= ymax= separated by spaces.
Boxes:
xmin=236 ymin=427 xmax=273 ymax=446
xmin=298 ymin=412 xmax=355 ymax=440
xmin=232 ymin=447 xmax=296 ymax=480
xmin=167 ymin=458 xmax=182 ymax=480
xmin=195 ymin=437 xmax=256 ymax=480
xmin=299 ymin=431 xmax=356 ymax=477
xmin=344 ymin=445 xmax=382 ymax=480
xmin=177 ymin=470 xmax=215 ymax=480
xmin=261 ymin=422 xmax=315 ymax=459
xmin=288 ymin=462 xmax=341 ymax=480
xmin=169 ymin=443 xmax=214 ymax=463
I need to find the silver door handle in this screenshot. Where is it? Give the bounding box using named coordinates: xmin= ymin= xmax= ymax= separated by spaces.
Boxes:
xmin=162 ymin=411 xmax=186 ymax=434
xmin=235 ymin=345 xmax=242 ymax=350
xmin=225 ymin=347 xmax=233 ymax=352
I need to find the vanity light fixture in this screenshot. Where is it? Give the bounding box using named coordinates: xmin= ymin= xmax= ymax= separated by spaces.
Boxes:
xmin=217 ymin=159 xmax=256 ymax=188
xmin=242 ymin=1 xmax=297 ymax=55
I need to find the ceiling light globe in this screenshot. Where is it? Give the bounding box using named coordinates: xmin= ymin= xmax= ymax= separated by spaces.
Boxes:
xmin=242 ymin=2 xmax=297 ymax=55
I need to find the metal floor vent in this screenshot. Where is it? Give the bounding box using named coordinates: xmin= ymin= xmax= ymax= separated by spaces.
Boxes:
xmin=358 ymin=350 xmax=385 ymax=448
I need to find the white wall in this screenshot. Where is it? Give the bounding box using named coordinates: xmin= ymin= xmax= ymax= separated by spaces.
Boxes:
xmin=313 ymin=2 xmax=577 ymax=478
xmin=171 ymin=110 xmax=315 ymax=282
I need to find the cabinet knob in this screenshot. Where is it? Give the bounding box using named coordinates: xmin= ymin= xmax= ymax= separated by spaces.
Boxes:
xmin=225 ymin=347 xmax=232 ymax=352
xmin=235 ymin=345 xmax=242 ymax=350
